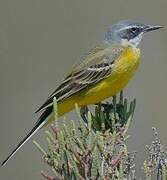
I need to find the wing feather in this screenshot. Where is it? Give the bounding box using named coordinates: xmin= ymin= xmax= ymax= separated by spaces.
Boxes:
xmin=35 ymin=45 xmax=124 ymax=113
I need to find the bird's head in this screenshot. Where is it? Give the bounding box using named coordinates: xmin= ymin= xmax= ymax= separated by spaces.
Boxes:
xmin=105 ymin=20 xmax=163 ymax=47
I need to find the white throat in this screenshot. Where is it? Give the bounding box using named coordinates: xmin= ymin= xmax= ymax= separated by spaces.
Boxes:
xmin=120 ymin=33 xmax=144 ymax=47
xmin=128 ymin=33 xmax=144 ymax=47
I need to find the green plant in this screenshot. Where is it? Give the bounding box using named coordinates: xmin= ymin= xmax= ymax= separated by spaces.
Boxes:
xmin=34 ymin=92 xmax=167 ymax=180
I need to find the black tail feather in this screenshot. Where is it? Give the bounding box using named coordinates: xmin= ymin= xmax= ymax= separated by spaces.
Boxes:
xmin=1 ymin=106 xmax=53 ymax=167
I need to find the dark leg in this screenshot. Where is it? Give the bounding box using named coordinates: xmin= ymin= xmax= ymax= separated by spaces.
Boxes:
xmin=80 ymin=106 xmax=89 ymax=123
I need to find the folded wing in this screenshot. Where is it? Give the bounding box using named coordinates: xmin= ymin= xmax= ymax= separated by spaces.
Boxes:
xmin=35 ymin=45 xmax=124 ymax=113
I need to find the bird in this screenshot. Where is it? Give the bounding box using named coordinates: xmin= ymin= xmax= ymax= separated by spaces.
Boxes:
xmin=1 ymin=20 xmax=162 ymax=167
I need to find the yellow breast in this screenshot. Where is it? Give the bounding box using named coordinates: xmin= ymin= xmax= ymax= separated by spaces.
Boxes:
xmin=78 ymin=45 xmax=140 ymax=104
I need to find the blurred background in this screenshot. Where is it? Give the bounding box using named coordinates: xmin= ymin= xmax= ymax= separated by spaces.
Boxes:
xmin=0 ymin=0 xmax=166 ymax=179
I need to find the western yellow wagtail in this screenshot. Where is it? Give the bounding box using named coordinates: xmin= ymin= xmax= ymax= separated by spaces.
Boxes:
xmin=1 ymin=20 xmax=162 ymax=166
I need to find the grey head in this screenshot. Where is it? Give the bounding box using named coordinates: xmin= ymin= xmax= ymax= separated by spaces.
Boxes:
xmin=105 ymin=20 xmax=163 ymax=47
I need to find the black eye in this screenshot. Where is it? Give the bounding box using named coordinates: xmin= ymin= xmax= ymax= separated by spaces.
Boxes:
xmin=131 ymin=27 xmax=138 ymax=33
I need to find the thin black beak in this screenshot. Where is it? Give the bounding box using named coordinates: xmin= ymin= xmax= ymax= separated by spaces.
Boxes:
xmin=145 ymin=25 xmax=163 ymax=32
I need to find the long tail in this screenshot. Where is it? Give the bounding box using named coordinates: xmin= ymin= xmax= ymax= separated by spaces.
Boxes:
xmin=1 ymin=106 xmax=53 ymax=167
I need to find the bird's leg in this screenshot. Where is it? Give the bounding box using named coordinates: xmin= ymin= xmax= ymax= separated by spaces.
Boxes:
xmin=100 ymin=102 xmax=113 ymax=113
xmin=94 ymin=102 xmax=113 ymax=114
xmin=80 ymin=105 xmax=89 ymax=123
xmin=97 ymin=91 xmax=124 ymax=113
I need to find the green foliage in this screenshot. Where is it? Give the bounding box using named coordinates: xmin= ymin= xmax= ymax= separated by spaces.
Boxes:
xmin=34 ymin=92 xmax=167 ymax=180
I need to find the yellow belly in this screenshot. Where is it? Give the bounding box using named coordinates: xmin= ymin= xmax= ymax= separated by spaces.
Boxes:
xmin=57 ymin=46 xmax=140 ymax=117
